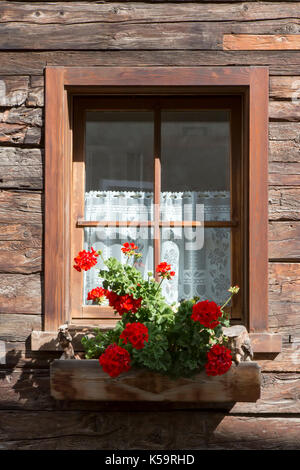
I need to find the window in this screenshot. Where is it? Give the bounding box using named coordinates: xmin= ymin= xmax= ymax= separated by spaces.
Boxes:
xmin=44 ymin=66 xmax=280 ymax=352
xmin=71 ymin=96 xmax=244 ymax=324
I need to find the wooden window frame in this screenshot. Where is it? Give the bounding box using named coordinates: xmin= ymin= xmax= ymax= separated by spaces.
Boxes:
xmin=44 ymin=66 xmax=281 ymax=353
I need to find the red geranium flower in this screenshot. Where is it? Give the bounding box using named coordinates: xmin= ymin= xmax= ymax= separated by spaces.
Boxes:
xmin=191 ymin=300 xmax=221 ymax=329
xmin=73 ymin=247 xmax=98 ymax=272
xmin=99 ymin=343 xmax=131 ymax=377
xmin=205 ymin=344 xmax=232 ymax=376
xmin=87 ymin=287 xmax=107 ymax=303
xmin=121 ymin=242 xmax=139 ymax=256
xmin=156 ymin=262 xmax=175 ymax=280
xmin=105 ymin=291 xmax=142 ymax=316
xmin=120 ymin=322 xmax=149 ymax=350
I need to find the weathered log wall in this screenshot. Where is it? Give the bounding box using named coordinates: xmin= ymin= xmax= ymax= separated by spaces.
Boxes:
xmin=0 ymin=1 xmax=300 ymax=450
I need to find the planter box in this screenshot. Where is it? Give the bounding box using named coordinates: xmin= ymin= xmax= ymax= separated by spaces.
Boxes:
xmin=50 ymin=360 xmax=261 ymax=403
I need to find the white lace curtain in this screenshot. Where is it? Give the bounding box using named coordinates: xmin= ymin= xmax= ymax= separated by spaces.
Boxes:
xmin=83 ymin=191 xmax=231 ymax=306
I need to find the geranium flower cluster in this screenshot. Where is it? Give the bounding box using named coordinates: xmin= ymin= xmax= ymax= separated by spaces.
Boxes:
xmin=99 ymin=343 xmax=131 ymax=378
xmin=191 ymin=300 xmax=221 ymax=329
xmin=106 ymin=291 xmax=142 ymax=316
xmin=87 ymin=287 xmax=107 ymax=303
xmin=75 ymin=242 xmax=238 ymax=380
xmin=121 ymin=242 xmax=140 ymax=256
xmin=205 ymin=344 xmax=232 ymax=376
xmin=120 ymin=322 xmax=149 ymax=350
xmin=156 ymin=262 xmax=175 ymax=280
xmin=100 ymin=323 xmax=149 ymax=377
xmin=73 ymin=247 xmax=98 ymax=272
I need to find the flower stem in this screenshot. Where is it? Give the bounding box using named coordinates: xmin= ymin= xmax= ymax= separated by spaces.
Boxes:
xmin=221 ymin=293 xmax=234 ymax=311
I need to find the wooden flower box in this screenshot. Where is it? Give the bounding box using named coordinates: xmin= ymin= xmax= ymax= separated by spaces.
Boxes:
xmin=50 ymin=360 xmax=261 ymax=403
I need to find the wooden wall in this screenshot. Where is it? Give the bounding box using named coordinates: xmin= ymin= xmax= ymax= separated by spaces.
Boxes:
xmin=0 ymin=1 xmax=300 ymax=450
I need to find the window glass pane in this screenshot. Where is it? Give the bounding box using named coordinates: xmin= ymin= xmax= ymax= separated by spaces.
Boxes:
xmin=84 ymin=227 xmax=153 ymax=305
xmin=161 ymin=110 xmax=231 ymax=221
xmin=161 ymin=227 xmax=231 ymax=306
xmin=85 ymin=111 xmax=154 ymax=194
xmin=84 ymin=111 xmax=154 ymax=304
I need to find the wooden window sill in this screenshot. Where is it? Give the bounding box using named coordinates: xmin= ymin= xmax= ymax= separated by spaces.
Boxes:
xmin=50 ymin=360 xmax=261 ymax=403
xmin=31 ymin=330 xmax=282 ymax=354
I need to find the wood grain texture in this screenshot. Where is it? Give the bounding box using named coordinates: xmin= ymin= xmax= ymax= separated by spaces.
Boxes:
xmin=269 ymin=222 xmax=300 ymax=258
xmin=0 ymin=274 xmax=41 ymax=314
xmin=249 ymin=67 xmax=269 ymax=332
xmin=1 ymin=8 xmax=300 ymax=51
xmin=0 ymin=314 xmax=42 ymax=342
xmin=0 ymin=148 xmax=42 ymax=189
xmin=1 ymin=51 xmax=300 ymax=76
xmin=0 ymin=191 xmax=42 ymax=225
xmin=0 ymin=240 xmax=41 ymax=273
xmin=269 ymin=140 xmax=300 ymax=163
xmin=0 ymin=410 xmax=299 ymax=450
xmin=270 ymin=75 xmax=300 ymax=99
xmin=224 ymin=34 xmax=300 ymax=51
xmin=269 ymin=101 xmax=300 ymax=121
xmin=269 ymin=187 xmax=300 ymax=220
xmin=50 ymin=360 xmax=261 ymax=403
xmin=206 ymin=414 xmax=300 ymax=450
xmin=0 ymin=76 xmax=29 ymax=106
xmin=269 ymin=162 xmax=300 ymax=185
xmin=44 ymin=67 xmax=69 ymax=330
xmin=2 ymin=2 xmax=300 ymax=25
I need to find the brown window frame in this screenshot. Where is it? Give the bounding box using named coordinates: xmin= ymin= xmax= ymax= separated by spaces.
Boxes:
xmin=72 ymin=95 xmax=243 ymax=324
xmin=44 ymin=66 xmax=281 ymax=353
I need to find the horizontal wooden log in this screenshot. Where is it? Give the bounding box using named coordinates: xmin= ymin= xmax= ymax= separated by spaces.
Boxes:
xmin=270 ymin=75 xmax=300 ymax=100
xmin=0 ymin=107 xmax=42 ymax=127
xmin=268 ymin=263 xmax=300 ymax=333
xmin=269 ymin=222 xmax=300 ymax=259
xmin=2 ymin=2 xmax=300 ymax=25
xmin=0 ymin=409 xmax=299 ymax=450
xmin=269 ymin=162 xmax=300 ymax=185
xmin=50 ymin=360 xmax=261 ymax=403
xmin=269 ymin=140 xmax=300 ymax=163
xmin=0 ymin=314 xmax=42 ymax=342
xmin=0 ymin=223 xmax=41 ymax=241
xmin=269 ymin=187 xmax=300 ymax=220
xmin=2 ymin=20 xmax=300 ymax=51
xmin=0 ymin=409 xmax=206 ymax=449
xmin=1 ymin=51 xmax=300 ymax=76
xmin=0 ymin=148 xmax=43 ymax=189
xmin=269 ymin=122 xmax=300 ymax=141
xmin=224 ymin=34 xmax=300 ymax=51
xmin=0 ymin=240 xmax=42 ymax=273
xmin=207 ymin=415 xmax=300 ymax=450
xmin=0 ymin=191 xmax=42 ymax=225
xmin=0 ymin=76 xmax=29 ymax=106
xmin=269 ymin=101 xmax=300 ymax=121
xmin=0 ymin=274 xmax=41 ymax=314
xmin=0 ymin=123 xmax=41 ymax=145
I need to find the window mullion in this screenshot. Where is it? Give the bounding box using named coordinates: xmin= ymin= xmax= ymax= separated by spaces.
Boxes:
xmin=154 ymin=106 xmax=161 ymax=280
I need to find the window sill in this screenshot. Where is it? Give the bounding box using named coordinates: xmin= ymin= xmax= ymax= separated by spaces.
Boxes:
xmin=31 ymin=329 xmax=282 ymax=354
xmin=50 ymin=360 xmax=261 ymax=403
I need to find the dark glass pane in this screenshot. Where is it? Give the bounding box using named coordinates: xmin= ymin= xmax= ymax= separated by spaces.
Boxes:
xmin=161 ymin=110 xmax=230 ymax=221
xmin=85 ymin=111 xmax=154 ymax=193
